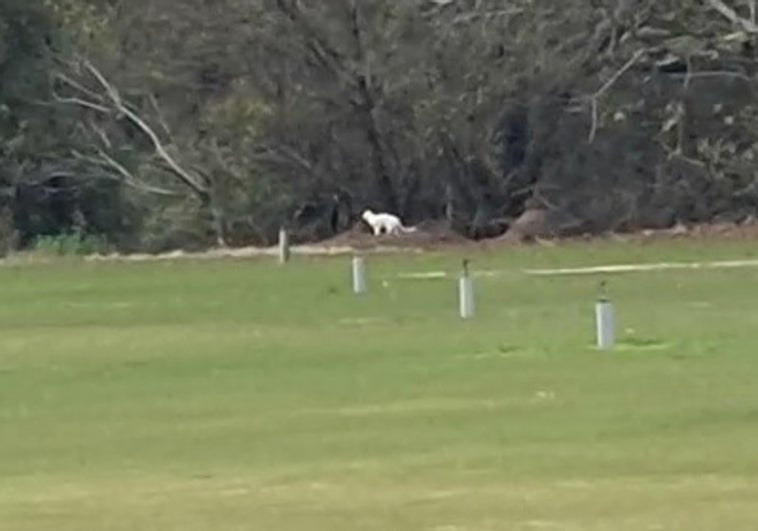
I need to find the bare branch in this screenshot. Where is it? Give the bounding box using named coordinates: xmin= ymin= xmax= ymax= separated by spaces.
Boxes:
xmin=79 ymin=59 xmax=208 ymax=196
xmin=53 ymin=72 xmax=105 ymax=103
xmin=51 ymin=91 xmax=111 ymax=114
xmin=589 ymin=97 xmax=599 ymax=143
xmin=55 ymin=58 xmax=224 ymax=246
xmin=147 ymin=93 xmax=172 ymax=138
xmin=87 ymin=117 xmax=113 ymax=150
xmin=706 ymin=0 xmax=758 ymax=33
xmin=253 ymin=143 xmax=322 ymax=180
xmin=667 ymin=70 xmax=751 ymax=82
xmin=72 ymin=149 xmax=184 ymax=197
xmin=593 ymin=49 xmax=646 ymax=100
xmin=587 ymin=49 xmax=646 ymax=142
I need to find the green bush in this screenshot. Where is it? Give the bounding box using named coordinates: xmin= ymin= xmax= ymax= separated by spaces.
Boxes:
xmin=31 ymin=230 xmax=113 ymax=256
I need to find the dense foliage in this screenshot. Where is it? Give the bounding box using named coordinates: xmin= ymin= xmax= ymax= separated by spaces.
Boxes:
xmin=2 ymin=0 xmax=758 ymax=252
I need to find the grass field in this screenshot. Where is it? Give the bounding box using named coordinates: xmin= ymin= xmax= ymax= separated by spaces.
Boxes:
xmin=3 ymin=240 xmax=758 ymax=530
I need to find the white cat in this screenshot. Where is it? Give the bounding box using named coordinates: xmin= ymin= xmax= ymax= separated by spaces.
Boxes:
xmin=361 ymin=209 xmax=417 ymax=236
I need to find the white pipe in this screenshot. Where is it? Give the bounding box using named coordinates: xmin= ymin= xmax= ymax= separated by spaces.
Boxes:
xmin=278 ymin=228 xmax=290 ymax=264
xmin=459 ymin=260 xmax=474 ymax=319
xmin=352 ymin=256 xmax=367 ymax=294
xmin=595 ymin=299 xmax=615 ymax=350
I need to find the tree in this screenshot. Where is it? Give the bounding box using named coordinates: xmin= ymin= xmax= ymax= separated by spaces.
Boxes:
xmin=4 ymin=0 xmax=758 ymax=253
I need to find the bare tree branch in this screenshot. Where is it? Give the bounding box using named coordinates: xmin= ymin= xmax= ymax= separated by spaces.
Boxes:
xmin=588 ymin=49 xmax=646 ymax=142
xmin=53 ymin=72 xmax=105 ymax=103
xmin=593 ymin=49 xmax=647 ymax=100
xmin=147 ymin=93 xmax=172 ymax=138
xmin=706 ymin=0 xmax=758 ymax=33
xmin=51 ymin=92 xmax=111 ymax=113
xmin=53 ymin=59 xmax=227 ymax=246
xmin=72 ymin=149 xmax=183 ymax=197
xmin=80 ymin=60 xmax=208 ymax=196
xmin=55 ymin=60 xmax=209 ymax=197
xmin=87 ymin=117 xmax=113 ymax=150
xmin=589 ymin=97 xmax=599 ymax=144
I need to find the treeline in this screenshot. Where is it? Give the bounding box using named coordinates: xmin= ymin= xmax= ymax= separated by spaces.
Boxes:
xmin=2 ymin=0 xmax=758 ymax=253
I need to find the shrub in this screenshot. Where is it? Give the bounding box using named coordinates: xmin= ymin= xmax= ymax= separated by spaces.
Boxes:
xmin=31 ymin=229 xmax=113 ymax=256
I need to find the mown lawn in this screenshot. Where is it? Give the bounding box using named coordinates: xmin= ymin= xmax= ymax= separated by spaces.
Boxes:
xmin=2 ymin=240 xmax=758 ymax=530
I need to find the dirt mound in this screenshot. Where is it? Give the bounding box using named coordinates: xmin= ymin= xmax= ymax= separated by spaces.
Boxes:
xmin=626 ymin=219 xmax=758 ymax=243
xmin=529 ymin=218 xmax=758 ymax=246
xmin=499 ymin=209 xmax=552 ymax=243
xmin=318 ymin=220 xmax=471 ymax=250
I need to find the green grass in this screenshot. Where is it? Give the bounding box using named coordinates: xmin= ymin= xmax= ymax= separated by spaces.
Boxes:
xmin=3 ymin=240 xmax=758 ymax=530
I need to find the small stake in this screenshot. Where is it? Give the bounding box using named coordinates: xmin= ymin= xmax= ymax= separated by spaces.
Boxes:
xmin=278 ymin=227 xmax=290 ymax=265
xmin=352 ymin=255 xmax=367 ymax=294
xmin=459 ymin=259 xmax=474 ymax=319
xmin=595 ymin=280 xmax=615 ymax=350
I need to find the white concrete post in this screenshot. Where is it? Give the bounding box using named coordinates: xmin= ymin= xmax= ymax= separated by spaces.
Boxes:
xmin=459 ymin=259 xmax=474 ymax=319
xmin=278 ymin=227 xmax=290 ymax=265
xmin=595 ymin=281 xmax=615 ymax=350
xmin=352 ymin=256 xmax=367 ymax=295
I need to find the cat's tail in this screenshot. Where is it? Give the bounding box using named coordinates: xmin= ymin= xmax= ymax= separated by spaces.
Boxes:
xmin=398 ymin=224 xmax=418 ymax=233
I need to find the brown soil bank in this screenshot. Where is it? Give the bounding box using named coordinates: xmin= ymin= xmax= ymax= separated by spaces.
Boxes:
xmin=318 ymin=220 xmax=473 ymax=250
xmin=62 ymin=217 xmax=758 ymax=265
xmin=321 ymin=215 xmax=758 ymax=251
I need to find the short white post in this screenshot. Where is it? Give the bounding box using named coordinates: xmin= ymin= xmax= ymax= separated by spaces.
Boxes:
xmin=278 ymin=227 xmax=290 ymax=265
xmin=595 ymin=281 xmax=615 ymax=350
xmin=352 ymin=255 xmax=367 ymax=294
xmin=459 ymin=259 xmax=474 ymax=319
